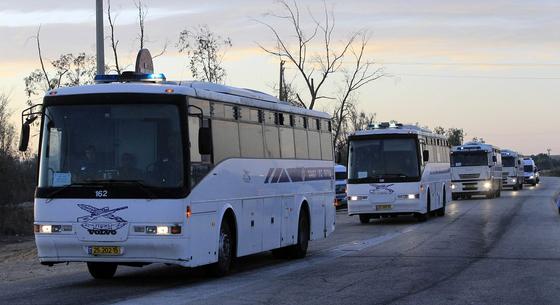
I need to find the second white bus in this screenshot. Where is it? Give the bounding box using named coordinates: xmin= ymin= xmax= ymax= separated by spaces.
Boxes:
xmin=346 ymin=123 xmax=451 ymax=223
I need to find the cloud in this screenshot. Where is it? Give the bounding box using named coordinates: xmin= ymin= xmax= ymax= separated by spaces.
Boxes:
xmin=0 ymin=7 xmax=202 ymax=27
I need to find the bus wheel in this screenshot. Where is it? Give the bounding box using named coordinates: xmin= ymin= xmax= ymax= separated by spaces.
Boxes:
xmin=359 ymin=214 xmax=370 ymax=224
xmin=87 ymin=262 xmax=117 ymax=279
xmin=286 ymin=208 xmax=310 ymax=259
xmin=437 ymin=191 xmax=446 ymax=217
xmin=452 ymin=194 xmax=459 ymax=201
xmin=211 ymin=219 xmax=234 ymax=276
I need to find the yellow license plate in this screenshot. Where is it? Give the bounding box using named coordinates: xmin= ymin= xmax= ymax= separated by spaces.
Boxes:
xmin=90 ymin=246 xmax=122 ymax=256
xmin=376 ymin=204 xmax=392 ymax=211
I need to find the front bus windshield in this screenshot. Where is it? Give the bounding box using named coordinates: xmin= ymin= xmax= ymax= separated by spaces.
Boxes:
xmin=348 ymin=137 xmax=420 ymax=183
xmin=451 ymin=151 xmax=488 ymax=167
xmin=38 ymin=96 xmax=186 ymax=198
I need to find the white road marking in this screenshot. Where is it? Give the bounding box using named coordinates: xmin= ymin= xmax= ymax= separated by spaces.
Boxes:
xmin=112 ymin=230 xmax=408 ymax=305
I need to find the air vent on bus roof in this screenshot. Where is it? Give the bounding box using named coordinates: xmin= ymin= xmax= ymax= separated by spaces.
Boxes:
xmin=367 ymin=122 xmax=403 ymax=130
xmin=187 ymin=81 xmax=288 ymax=105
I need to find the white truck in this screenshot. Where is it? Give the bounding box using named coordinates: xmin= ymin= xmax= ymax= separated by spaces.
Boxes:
xmin=451 ymin=142 xmax=503 ymax=200
xmin=501 ymin=149 xmax=524 ymax=190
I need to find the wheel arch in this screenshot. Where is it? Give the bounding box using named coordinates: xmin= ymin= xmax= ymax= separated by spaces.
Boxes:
xmin=217 ymin=205 xmax=238 ymax=258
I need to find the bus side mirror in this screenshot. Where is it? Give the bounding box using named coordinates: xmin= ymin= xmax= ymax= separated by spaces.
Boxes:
xmin=492 ymin=155 xmax=497 ymax=163
xmin=423 ymin=150 xmax=429 ymax=162
xmin=335 ymin=151 xmax=342 ymax=163
xmin=198 ymin=127 xmax=212 ymax=155
xmin=18 ymin=123 xmax=30 ymax=152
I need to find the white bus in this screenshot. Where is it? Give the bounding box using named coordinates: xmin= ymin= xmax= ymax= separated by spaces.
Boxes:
xmin=19 ymin=66 xmax=335 ymax=279
xmin=346 ymin=123 xmax=451 ymax=223
xmin=450 ymin=142 xmax=503 ymax=199
xmin=501 ymin=149 xmax=524 ymax=190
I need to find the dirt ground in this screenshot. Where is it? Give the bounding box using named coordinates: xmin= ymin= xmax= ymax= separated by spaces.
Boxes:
xmin=0 ymin=236 xmax=85 ymax=283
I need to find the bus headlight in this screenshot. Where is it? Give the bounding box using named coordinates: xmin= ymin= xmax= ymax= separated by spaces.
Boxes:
xmin=451 ymin=184 xmax=457 ymax=190
xmin=143 ymin=225 xmax=181 ymax=235
xmin=483 ymin=181 xmax=492 ymax=189
xmin=398 ymin=194 xmax=419 ymax=200
xmin=348 ymin=195 xmax=368 ymax=201
xmin=34 ymin=224 xmax=72 ymax=234
xmin=512 ymin=178 xmax=517 ymax=183
xmin=157 ymin=226 xmax=170 ymax=235
xmin=40 ymin=225 xmax=52 ymax=233
xmin=529 ymin=175 xmax=534 ymax=179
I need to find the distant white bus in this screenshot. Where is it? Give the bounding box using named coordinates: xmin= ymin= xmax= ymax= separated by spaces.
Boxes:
xmin=450 ymin=142 xmax=503 ymax=199
xmin=346 ymin=123 xmax=451 ymax=223
xmin=501 ymin=149 xmax=524 ymax=190
xmin=20 ymin=70 xmax=335 ymax=279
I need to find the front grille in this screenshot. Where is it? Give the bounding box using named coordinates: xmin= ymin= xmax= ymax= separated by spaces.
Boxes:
xmin=459 ymin=173 xmax=480 ymax=179
xmin=463 ymin=182 xmax=478 ymax=190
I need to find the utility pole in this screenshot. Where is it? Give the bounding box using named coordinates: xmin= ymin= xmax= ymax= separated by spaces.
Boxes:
xmin=279 ymin=60 xmax=285 ymax=101
xmin=96 ymin=0 xmax=105 ymax=75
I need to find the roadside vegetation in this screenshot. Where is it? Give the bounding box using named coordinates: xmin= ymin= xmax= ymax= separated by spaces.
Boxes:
xmin=532 ymin=154 xmax=560 ymax=177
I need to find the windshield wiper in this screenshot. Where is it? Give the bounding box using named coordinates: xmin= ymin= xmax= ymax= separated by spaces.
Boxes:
xmin=85 ymin=179 xmax=157 ymax=199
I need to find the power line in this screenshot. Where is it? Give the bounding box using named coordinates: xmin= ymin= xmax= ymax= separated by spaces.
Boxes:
xmin=380 ymin=62 xmax=560 ymax=67
xmin=394 ymin=73 xmax=560 ymax=80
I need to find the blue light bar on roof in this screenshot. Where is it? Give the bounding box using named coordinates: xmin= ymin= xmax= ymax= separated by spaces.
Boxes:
xmin=94 ymin=72 xmax=166 ymax=83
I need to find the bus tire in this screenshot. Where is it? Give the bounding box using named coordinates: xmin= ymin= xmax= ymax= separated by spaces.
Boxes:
xmin=452 ymin=194 xmax=459 ymax=201
xmin=87 ymin=262 xmax=117 ymax=279
xmin=437 ymin=190 xmax=446 ymax=217
xmin=286 ymin=208 xmax=310 ymax=259
xmin=416 ymin=191 xmax=430 ymax=222
xmin=359 ymin=214 xmax=370 ymax=224
xmin=211 ymin=219 xmax=234 ymax=276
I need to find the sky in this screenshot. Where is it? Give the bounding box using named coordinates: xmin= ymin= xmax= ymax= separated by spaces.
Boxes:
xmin=1 ymin=0 xmax=559 ymax=155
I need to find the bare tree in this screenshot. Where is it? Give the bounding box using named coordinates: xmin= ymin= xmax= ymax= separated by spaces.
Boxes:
xmin=332 ymin=102 xmax=376 ymax=163
xmin=24 ymin=52 xmax=96 ymax=104
xmin=135 ymin=0 xmax=168 ymax=59
xmin=177 ymin=25 xmax=232 ymax=83
xmin=258 ymin=1 xmax=365 ymax=110
xmin=135 ymin=0 xmax=147 ymax=50
xmin=0 ymin=93 xmax=15 ymax=156
xmin=433 ymin=126 xmax=446 ymax=135
xmin=106 ymin=0 xmax=121 ymax=74
xmin=332 ymin=32 xmax=383 ymax=147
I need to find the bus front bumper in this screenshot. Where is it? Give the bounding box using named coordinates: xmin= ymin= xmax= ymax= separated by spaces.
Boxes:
xmin=35 ymin=234 xmax=193 ymax=267
xmin=347 ymin=199 xmax=422 ymax=216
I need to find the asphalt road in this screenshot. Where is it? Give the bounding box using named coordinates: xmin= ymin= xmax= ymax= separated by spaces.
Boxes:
xmin=1 ymin=177 xmax=560 ymax=305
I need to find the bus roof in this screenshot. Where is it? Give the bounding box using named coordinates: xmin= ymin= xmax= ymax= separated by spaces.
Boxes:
xmin=46 ymin=81 xmax=330 ymax=119
xmin=452 ymin=142 xmax=499 ymax=152
xmin=351 ymin=124 xmax=447 ymax=139
xmin=501 ymin=149 xmax=521 ymax=157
